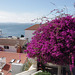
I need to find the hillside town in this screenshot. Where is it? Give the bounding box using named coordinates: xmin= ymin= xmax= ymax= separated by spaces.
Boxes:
xmin=0 ymin=24 xmax=65 ymax=75
xmin=0 ymin=22 xmax=74 ymax=75
xmin=0 ymin=24 xmax=39 ymax=75
xmin=0 ymin=0 xmax=75 ymax=75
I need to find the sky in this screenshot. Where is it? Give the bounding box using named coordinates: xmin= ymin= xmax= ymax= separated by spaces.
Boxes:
xmin=0 ymin=0 xmax=75 ymax=23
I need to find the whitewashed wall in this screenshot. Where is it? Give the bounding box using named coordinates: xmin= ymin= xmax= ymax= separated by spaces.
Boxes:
xmin=16 ymin=68 xmax=36 ymax=75
xmin=12 ymin=63 xmax=23 ymax=75
xmin=16 ymin=65 xmax=37 ymax=75
xmin=0 ymin=45 xmax=17 ymax=52
xmin=25 ymin=30 xmax=35 ymax=42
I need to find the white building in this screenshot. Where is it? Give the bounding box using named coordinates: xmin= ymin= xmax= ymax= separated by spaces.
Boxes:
xmin=0 ymin=38 xmax=26 ymax=53
xmin=0 ymin=29 xmax=2 ymax=38
xmin=25 ymin=24 xmax=40 ymax=42
xmin=0 ymin=29 xmax=2 ymax=35
xmin=0 ymin=51 xmax=27 ymax=75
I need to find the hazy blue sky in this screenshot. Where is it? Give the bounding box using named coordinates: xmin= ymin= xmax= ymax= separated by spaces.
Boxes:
xmin=0 ymin=0 xmax=74 ymax=23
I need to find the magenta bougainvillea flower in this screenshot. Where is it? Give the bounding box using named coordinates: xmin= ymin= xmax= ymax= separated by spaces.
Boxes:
xmin=25 ymin=15 xmax=75 ymax=65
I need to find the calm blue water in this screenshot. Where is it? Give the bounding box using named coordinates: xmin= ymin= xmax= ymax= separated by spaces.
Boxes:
xmin=0 ymin=23 xmax=34 ymax=37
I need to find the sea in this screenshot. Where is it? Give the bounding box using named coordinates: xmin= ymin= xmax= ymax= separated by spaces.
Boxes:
xmin=0 ymin=23 xmax=34 ymax=37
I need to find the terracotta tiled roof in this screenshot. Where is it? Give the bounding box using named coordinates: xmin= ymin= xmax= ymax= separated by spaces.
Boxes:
xmin=25 ymin=24 xmax=40 ymax=30
xmin=0 ymin=38 xmax=26 ymax=46
xmin=0 ymin=51 xmax=27 ymax=75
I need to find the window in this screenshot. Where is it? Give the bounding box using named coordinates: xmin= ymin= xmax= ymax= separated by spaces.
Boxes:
xmin=4 ymin=46 xmax=9 ymax=49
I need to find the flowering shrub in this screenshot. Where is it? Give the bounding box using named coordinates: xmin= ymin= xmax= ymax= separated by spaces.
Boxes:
xmin=25 ymin=15 xmax=75 ymax=65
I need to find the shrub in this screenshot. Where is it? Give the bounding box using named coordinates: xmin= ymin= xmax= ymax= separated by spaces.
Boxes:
xmin=25 ymin=15 xmax=75 ymax=65
xmin=22 ymin=59 xmax=32 ymax=71
xmin=35 ymin=71 xmax=51 ymax=75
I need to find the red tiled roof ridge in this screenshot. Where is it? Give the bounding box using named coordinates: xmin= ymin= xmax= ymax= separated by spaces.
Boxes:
xmin=0 ymin=51 xmax=25 ymax=54
xmin=25 ymin=24 xmax=40 ymax=30
xmin=0 ymin=38 xmax=26 ymax=46
xmin=0 ymin=38 xmax=25 ymax=40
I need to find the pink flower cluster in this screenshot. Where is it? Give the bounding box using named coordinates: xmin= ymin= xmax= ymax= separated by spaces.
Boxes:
xmin=25 ymin=15 xmax=75 ymax=65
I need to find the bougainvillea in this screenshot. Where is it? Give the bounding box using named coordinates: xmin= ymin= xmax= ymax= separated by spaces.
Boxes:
xmin=25 ymin=15 xmax=75 ymax=65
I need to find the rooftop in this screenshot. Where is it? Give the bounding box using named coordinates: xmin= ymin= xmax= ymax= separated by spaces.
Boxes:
xmin=0 ymin=51 xmax=27 ymax=75
xmin=0 ymin=38 xmax=26 ymax=46
xmin=25 ymin=24 xmax=40 ymax=30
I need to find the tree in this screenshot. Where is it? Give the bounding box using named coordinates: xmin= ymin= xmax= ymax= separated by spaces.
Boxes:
xmin=25 ymin=5 xmax=75 ymax=75
xmin=25 ymin=15 xmax=75 ymax=65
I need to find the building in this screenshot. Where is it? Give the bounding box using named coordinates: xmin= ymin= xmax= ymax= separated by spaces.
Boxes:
xmin=0 ymin=51 xmax=27 ymax=75
xmin=0 ymin=29 xmax=2 ymax=35
xmin=0 ymin=29 xmax=3 ymax=38
xmin=0 ymin=38 xmax=26 ymax=53
xmin=25 ymin=24 xmax=40 ymax=42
